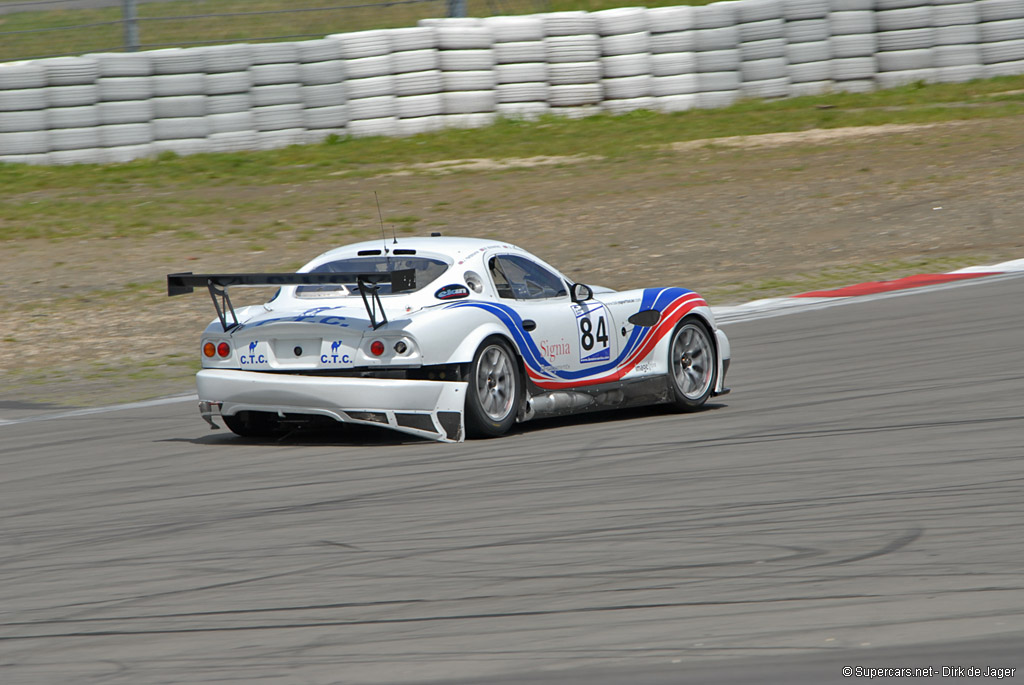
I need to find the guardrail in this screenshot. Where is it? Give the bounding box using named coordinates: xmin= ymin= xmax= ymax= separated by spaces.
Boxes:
xmin=0 ymin=0 xmax=535 ymax=61
xmin=2 ymin=0 xmax=1023 ymax=166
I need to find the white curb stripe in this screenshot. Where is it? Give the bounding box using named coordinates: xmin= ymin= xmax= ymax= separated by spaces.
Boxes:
xmin=713 ymin=259 xmax=1024 ymax=325
xmin=950 ymin=258 xmax=1024 ymax=274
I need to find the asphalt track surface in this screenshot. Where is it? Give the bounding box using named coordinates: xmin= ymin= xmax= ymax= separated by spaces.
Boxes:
xmin=1 ymin=274 xmax=1022 ymax=684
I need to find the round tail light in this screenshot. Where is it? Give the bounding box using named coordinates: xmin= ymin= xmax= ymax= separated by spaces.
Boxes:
xmin=203 ymin=342 xmax=216 ymax=358
xmin=369 ymin=340 xmax=385 ymax=357
xmin=217 ymin=342 xmax=231 ymax=358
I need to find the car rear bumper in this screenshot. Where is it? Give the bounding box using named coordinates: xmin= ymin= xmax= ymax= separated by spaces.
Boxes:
xmin=196 ymin=369 xmax=466 ymax=442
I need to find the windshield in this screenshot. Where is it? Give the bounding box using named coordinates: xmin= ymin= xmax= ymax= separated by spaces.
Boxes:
xmin=295 ymin=255 xmax=449 ymax=297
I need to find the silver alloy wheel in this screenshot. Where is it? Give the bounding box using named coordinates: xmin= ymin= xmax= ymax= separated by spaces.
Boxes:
xmin=671 ymin=322 xmax=714 ymax=400
xmin=475 ymin=343 xmax=516 ymax=421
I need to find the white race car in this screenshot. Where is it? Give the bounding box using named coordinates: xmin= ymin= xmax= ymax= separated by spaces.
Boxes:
xmin=168 ymin=236 xmax=730 ymax=442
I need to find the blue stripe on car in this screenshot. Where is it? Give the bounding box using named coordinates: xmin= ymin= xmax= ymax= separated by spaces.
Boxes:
xmin=447 ymin=287 xmax=694 ymax=381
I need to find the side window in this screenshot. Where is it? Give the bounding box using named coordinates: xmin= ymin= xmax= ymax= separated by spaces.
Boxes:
xmin=489 ymin=257 xmax=515 ymax=299
xmin=491 ymin=255 xmax=568 ymax=300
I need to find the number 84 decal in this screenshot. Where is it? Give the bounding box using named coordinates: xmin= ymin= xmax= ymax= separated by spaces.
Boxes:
xmin=573 ymin=303 xmax=611 ymax=364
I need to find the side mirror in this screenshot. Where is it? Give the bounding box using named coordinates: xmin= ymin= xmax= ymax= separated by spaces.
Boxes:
xmin=570 ymin=283 xmax=593 ymax=303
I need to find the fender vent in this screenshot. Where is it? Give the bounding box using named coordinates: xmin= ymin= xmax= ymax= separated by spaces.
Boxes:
xmin=628 ymin=309 xmax=661 ymax=327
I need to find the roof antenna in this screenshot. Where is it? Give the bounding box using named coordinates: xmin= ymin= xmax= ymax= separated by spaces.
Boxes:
xmin=374 ymin=191 xmax=398 ymax=245
xmin=374 ymin=191 xmax=390 ymax=257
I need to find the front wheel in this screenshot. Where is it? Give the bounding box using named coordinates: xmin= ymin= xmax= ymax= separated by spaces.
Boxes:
xmin=465 ymin=338 xmax=522 ymax=438
xmin=668 ymin=318 xmax=717 ymax=410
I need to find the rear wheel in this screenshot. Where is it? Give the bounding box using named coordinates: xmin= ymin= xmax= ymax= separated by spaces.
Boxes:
xmin=668 ymin=318 xmax=717 ymax=410
xmin=465 ymin=338 xmax=522 ymax=438
xmin=223 ymin=411 xmax=286 ymax=438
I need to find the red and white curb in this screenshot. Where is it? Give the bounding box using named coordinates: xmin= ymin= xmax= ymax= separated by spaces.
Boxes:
xmin=713 ymin=257 xmax=1024 ymax=325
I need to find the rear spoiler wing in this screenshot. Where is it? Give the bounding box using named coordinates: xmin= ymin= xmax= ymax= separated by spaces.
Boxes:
xmin=167 ymin=270 xmax=416 ymax=332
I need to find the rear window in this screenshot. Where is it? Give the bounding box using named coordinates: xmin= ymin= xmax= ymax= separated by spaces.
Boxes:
xmin=295 ymin=255 xmax=449 ymax=297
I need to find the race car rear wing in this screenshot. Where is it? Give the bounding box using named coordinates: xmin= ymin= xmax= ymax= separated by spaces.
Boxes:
xmin=167 ymin=270 xmax=416 ymax=331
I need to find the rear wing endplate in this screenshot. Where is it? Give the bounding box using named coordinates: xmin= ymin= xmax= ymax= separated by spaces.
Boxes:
xmin=167 ymin=270 xmax=416 ymax=332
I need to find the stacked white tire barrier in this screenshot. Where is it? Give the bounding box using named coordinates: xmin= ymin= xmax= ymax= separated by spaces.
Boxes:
xmin=0 ymin=62 xmax=51 ymax=164
xmin=738 ymin=0 xmax=790 ymax=99
xmin=785 ymin=0 xmax=833 ymax=95
xmin=931 ymin=0 xmax=982 ymax=82
xmin=978 ymin=0 xmax=1024 ymax=77
xmin=249 ymin=42 xmax=305 ymax=149
xmin=433 ymin=20 xmax=497 ymax=129
xmin=204 ymin=44 xmax=256 ymax=153
xmin=299 ymin=38 xmax=347 ymax=143
xmin=829 ymin=0 xmax=878 ymax=92
xmin=595 ymin=7 xmax=653 ymax=114
xmin=4 ymin=1 xmax=1024 ymax=166
xmin=542 ymin=11 xmax=603 ymax=118
xmin=44 ymin=56 xmax=104 ymax=165
xmin=874 ymin=0 xmax=935 ymax=87
xmin=647 ymin=6 xmax=698 ymax=112
xmin=390 ymin=27 xmax=442 ymax=136
xmin=94 ymin=52 xmax=155 ymax=162
xmin=333 ymin=30 xmax=397 ymax=138
xmin=694 ymin=2 xmax=741 ymax=109
xmin=485 ymin=15 xmax=550 ymax=120
xmin=149 ymin=48 xmax=209 ymax=157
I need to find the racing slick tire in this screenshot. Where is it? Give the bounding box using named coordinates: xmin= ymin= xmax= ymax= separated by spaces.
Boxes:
xmin=223 ymin=411 xmax=286 ymax=438
xmin=668 ymin=317 xmax=718 ymax=411
xmin=465 ymin=337 xmax=522 ymax=438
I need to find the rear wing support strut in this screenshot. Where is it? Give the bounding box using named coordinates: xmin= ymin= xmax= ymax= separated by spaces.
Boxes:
xmin=208 ymin=281 xmax=239 ymax=332
xmin=357 ymin=278 xmax=387 ymax=330
xmin=167 ymin=270 xmax=416 ymax=332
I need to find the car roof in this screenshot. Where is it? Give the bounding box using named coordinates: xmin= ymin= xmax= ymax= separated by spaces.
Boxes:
xmin=309 ymin=236 xmax=527 ymax=264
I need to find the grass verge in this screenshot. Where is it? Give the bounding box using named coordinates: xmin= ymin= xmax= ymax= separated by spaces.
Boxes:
xmin=2 ymin=75 xmax=1023 ymax=243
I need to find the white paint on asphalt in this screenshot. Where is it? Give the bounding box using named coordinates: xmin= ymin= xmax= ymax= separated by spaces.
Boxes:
xmin=0 ymin=394 xmax=197 ymax=427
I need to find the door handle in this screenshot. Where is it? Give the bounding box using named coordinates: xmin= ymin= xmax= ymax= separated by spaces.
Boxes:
xmin=522 ymin=319 xmax=537 ymax=332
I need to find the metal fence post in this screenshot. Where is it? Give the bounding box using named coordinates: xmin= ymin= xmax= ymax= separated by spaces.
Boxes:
xmin=447 ymin=0 xmax=467 ymax=18
xmin=122 ymin=0 xmax=140 ymax=52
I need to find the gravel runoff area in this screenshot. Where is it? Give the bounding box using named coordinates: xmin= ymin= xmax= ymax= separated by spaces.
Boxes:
xmin=1 ymin=116 xmax=1023 ymax=408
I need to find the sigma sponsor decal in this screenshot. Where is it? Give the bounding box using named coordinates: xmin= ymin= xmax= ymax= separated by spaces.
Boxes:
xmin=539 ymin=338 xmax=572 ymax=361
xmin=239 ymin=340 xmax=267 ymax=365
xmin=434 ymin=284 xmax=470 ymax=300
xmin=573 ymin=303 xmax=611 ymax=364
xmin=321 ymin=340 xmax=353 ymax=365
